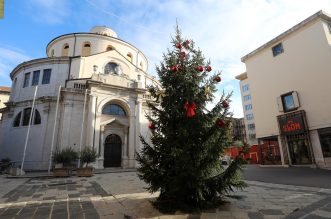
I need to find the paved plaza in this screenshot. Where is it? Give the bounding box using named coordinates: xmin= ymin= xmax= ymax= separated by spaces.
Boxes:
xmin=0 ymin=169 xmax=330 ymax=219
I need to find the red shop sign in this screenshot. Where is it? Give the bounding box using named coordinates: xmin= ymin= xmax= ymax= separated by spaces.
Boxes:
xmin=278 ymin=113 xmax=305 ymax=136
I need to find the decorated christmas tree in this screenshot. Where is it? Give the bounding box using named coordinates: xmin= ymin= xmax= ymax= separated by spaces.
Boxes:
xmin=137 ymin=27 xmax=246 ymax=211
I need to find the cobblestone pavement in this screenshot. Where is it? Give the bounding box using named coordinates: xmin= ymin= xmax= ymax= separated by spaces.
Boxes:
xmin=0 ymin=171 xmax=330 ymax=218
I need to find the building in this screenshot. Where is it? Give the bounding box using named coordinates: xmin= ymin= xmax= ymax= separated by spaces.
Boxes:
xmin=0 ymin=26 xmax=159 ymax=170
xmin=230 ymin=117 xmax=247 ymax=144
xmin=240 ymin=10 xmax=331 ymax=168
xmin=0 ymin=86 xmax=10 ymax=120
xmin=235 ymin=73 xmax=258 ymax=146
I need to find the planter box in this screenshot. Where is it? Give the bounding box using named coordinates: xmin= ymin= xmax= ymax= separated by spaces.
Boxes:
xmin=53 ymin=168 xmax=70 ymax=177
xmin=76 ymin=167 xmax=93 ymax=177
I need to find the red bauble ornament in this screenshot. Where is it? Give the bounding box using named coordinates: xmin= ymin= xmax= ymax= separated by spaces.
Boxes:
xmin=206 ymin=66 xmax=212 ymax=72
xmin=148 ymin=122 xmax=156 ymax=130
xmin=214 ymin=76 xmax=221 ymax=82
xmin=222 ymin=100 xmax=229 ymax=108
xmin=217 ymin=119 xmax=225 ymax=127
xmin=175 ymin=43 xmax=182 ymax=49
xmin=196 ymin=66 xmax=204 ymax=72
xmin=170 ymin=65 xmax=178 ymax=72
xmin=184 ymin=101 xmax=197 ymax=118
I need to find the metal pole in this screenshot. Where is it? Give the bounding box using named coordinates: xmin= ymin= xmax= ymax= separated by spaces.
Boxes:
xmin=78 ymin=89 xmax=88 ymax=168
xmin=21 ymin=86 xmax=38 ymax=175
xmin=48 ymin=85 xmax=61 ymax=174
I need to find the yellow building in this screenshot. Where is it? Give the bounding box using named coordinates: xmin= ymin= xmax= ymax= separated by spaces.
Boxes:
xmin=0 ymin=86 xmax=10 ymax=120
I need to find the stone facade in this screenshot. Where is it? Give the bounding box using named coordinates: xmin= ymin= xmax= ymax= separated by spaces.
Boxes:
xmin=0 ymin=26 xmax=158 ymax=170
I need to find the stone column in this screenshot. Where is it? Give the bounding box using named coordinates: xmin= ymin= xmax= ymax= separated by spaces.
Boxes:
xmin=87 ymin=94 xmax=97 ymax=147
xmin=93 ymin=112 xmax=101 ymax=153
xmin=100 ymin=126 xmax=105 ymax=158
xmin=128 ymin=99 xmax=136 ymax=167
xmin=123 ymin=129 xmax=128 ymax=158
xmin=278 ymin=135 xmax=286 ymax=166
xmin=135 ymin=99 xmax=142 ymax=154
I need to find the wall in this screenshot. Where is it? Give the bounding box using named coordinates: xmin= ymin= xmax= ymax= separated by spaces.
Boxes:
xmin=10 ymin=62 xmax=69 ymax=103
xmin=245 ymin=19 xmax=331 ymax=138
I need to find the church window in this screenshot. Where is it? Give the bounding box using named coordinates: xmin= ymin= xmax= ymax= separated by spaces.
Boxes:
xmin=42 ymin=69 xmax=51 ymax=84
xmin=21 ymin=108 xmax=41 ymax=126
xmin=82 ymin=42 xmax=91 ymax=56
xmin=62 ymin=44 xmax=69 ymax=56
xmin=106 ymin=45 xmax=114 ymax=51
xmin=32 ymin=70 xmax=40 ymax=86
xmin=23 ymin=72 xmax=30 ymax=88
xmin=102 ymin=104 xmax=126 ymax=116
xmin=13 ymin=112 xmax=21 ymax=127
xmin=127 ymin=53 xmax=133 ymax=62
xmin=22 ymin=108 xmax=32 ymax=126
xmin=104 ymin=62 xmax=122 ymax=75
xmin=34 ymin=110 xmax=41 ymax=124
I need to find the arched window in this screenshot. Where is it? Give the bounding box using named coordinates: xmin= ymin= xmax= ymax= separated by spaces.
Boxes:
xmin=51 ymin=49 xmax=55 ymax=57
xmin=104 ymin=62 xmax=122 ymax=75
xmin=62 ymin=44 xmax=69 ymax=56
xmin=127 ymin=53 xmax=133 ymax=62
xmin=19 ymin=108 xmax=41 ymax=126
xmin=34 ymin=110 xmax=41 ymax=125
xmin=13 ymin=112 xmax=21 ymax=127
xmin=22 ymin=108 xmax=32 ymax=126
xmin=139 ymin=61 xmax=143 ymax=69
xmin=102 ymin=104 xmax=126 ymax=116
xmin=82 ymin=42 xmax=91 ymax=56
xmin=106 ymin=45 xmax=114 ymax=51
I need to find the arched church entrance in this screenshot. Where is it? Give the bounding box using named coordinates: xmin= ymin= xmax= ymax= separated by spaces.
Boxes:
xmin=104 ymin=134 xmax=122 ymax=167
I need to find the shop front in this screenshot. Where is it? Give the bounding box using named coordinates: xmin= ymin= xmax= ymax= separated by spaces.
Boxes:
xmin=278 ymin=110 xmax=314 ymax=165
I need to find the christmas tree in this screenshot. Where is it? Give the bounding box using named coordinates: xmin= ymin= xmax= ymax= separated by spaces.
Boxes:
xmin=137 ymin=27 xmax=246 ymax=211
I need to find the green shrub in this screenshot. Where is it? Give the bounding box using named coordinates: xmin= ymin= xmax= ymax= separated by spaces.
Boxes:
xmin=80 ymin=147 xmax=97 ymax=167
xmin=53 ymin=147 xmax=78 ymax=167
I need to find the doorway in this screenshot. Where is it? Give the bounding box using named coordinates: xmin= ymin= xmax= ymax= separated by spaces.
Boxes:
xmin=287 ymin=135 xmax=312 ymax=165
xmin=104 ymin=134 xmax=122 ymax=167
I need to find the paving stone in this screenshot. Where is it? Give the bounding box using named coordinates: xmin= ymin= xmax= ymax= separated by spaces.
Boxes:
xmin=247 ymin=212 xmax=264 ymax=219
xmin=321 ymin=204 xmax=331 ymax=213
xmin=302 ymin=214 xmax=329 ymax=219
xmin=310 ymin=210 xmax=331 ymax=218
xmin=51 ymin=212 xmax=68 ymax=219
xmin=1 ymin=207 xmax=21 ymax=216
xmin=259 ymin=209 xmax=284 ymax=215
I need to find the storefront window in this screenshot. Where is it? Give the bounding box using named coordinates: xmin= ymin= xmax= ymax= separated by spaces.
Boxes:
xmin=318 ymin=128 xmax=331 ymax=157
xmin=287 ymin=134 xmax=312 ymax=164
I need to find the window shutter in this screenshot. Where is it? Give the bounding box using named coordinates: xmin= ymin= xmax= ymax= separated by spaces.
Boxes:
xmin=277 ymin=96 xmax=284 ymax=112
xmin=292 ymin=91 xmax=300 ymax=108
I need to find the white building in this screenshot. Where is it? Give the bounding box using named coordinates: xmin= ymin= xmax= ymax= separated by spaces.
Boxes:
xmin=0 ymin=26 xmax=159 ymax=170
xmin=235 ymin=73 xmax=257 ymax=146
xmin=240 ymin=11 xmax=331 ymax=168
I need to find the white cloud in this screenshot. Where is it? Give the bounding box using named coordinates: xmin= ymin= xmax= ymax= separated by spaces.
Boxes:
xmin=0 ymin=47 xmax=31 ymax=85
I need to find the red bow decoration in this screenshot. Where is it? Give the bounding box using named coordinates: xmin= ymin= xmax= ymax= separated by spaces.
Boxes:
xmin=184 ymin=101 xmax=197 ymax=118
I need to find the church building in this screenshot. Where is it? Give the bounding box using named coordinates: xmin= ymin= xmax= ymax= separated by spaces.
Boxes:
xmin=0 ymin=26 xmax=159 ymax=170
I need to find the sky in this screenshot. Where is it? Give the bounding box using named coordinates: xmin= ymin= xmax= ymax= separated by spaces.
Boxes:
xmin=1 ymin=0 xmax=331 ymax=118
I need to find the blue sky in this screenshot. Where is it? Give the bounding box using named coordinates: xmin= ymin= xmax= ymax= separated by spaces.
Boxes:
xmin=1 ymin=0 xmax=331 ymax=118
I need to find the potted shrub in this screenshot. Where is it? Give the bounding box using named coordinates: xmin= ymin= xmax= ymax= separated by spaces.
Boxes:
xmin=53 ymin=147 xmax=78 ymax=177
xmin=76 ymin=147 xmax=97 ymax=177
